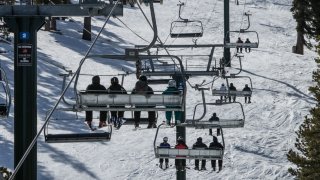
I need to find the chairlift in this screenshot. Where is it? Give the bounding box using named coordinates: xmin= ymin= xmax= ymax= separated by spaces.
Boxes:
xmin=153 ymin=123 xmax=225 ymax=160
xmin=138 ymin=55 xmax=219 ymax=77
xmin=170 ymin=2 xmax=203 ymax=38
xmin=180 ymin=101 xmax=245 ymax=129
xmin=173 ymin=88 xmax=245 ymax=129
xmin=0 ymin=67 xmax=11 ymax=118
xmin=44 ymin=109 xmax=112 ymax=143
xmin=224 ymin=30 xmax=259 ymax=49
xmin=212 ymin=75 xmax=253 ymax=98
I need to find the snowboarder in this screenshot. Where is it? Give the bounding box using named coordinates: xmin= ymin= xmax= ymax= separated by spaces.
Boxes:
xmin=132 ymin=75 xmax=156 ymax=129
xmin=192 ymin=137 xmax=208 ymax=170
xmin=242 ymin=84 xmax=252 ymax=103
xmin=162 ymin=80 xmax=181 ymax=126
xmin=236 ymin=37 xmax=243 ymax=53
xmin=209 ymin=136 xmax=224 ymax=172
xmin=219 ymin=83 xmax=227 ymax=102
xmin=228 ymin=83 xmax=237 ymax=102
xmin=106 ymin=77 xmax=127 ymax=129
xmin=175 ymin=136 xmax=188 ymax=171
xmin=209 ymin=113 xmax=220 ymax=136
xmin=245 ymin=38 xmax=251 ymax=52
xmin=85 ymin=75 xmax=107 ymax=130
xmin=159 ymin=137 xmax=171 ymax=169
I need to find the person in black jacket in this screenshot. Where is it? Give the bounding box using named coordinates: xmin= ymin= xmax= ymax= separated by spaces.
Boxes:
xmin=192 ymin=137 xmax=208 ymax=170
xmin=209 ymin=136 xmax=224 ymax=172
xmin=106 ymin=77 xmax=127 ymax=129
xmin=132 ymin=75 xmax=156 ymax=128
xmin=159 ymin=137 xmax=171 ymax=169
xmin=242 ymin=84 xmax=252 ymax=103
xmin=236 ymin=37 xmax=243 ymax=53
xmin=245 ymin=38 xmax=251 ymax=52
xmin=228 ymin=83 xmax=237 ymax=102
xmin=209 ymin=113 xmax=220 ymax=136
xmin=85 ymin=75 xmax=107 ymax=130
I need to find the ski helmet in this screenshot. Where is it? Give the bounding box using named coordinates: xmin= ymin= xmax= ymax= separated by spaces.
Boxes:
xmin=111 ymin=77 xmax=119 ymax=85
xmin=92 ymin=75 xmax=100 ymax=84
xmin=168 ymin=80 xmax=176 ymax=88
xmin=197 ymin=137 xmax=202 ymax=142
xmin=139 ymin=75 xmax=147 ymax=82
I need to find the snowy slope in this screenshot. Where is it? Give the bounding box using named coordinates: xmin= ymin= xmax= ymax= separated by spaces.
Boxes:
xmin=0 ymin=0 xmax=318 ymax=179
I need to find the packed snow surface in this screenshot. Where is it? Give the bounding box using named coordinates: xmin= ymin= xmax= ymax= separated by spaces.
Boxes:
xmin=0 ymin=0 xmax=317 ymax=179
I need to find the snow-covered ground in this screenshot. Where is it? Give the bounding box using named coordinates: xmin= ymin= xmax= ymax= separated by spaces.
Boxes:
xmin=0 ymin=0 xmax=317 ymax=179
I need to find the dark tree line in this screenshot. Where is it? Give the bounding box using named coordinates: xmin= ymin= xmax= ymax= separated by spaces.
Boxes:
xmin=287 ymin=1 xmax=320 ymax=179
xmin=291 ymin=0 xmax=320 ymax=54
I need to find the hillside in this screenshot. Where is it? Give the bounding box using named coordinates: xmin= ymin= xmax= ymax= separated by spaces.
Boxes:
xmin=0 ymin=0 xmax=318 ymax=179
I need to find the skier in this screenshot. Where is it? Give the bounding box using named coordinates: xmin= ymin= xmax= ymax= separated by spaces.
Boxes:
xmin=242 ymin=84 xmax=252 ymax=103
xmin=228 ymin=83 xmax=237 ymax=102
xmin=236 ymin=37 xmax=243 ymax=53
xmin=162 ymin=80 xmax=181 ymax=126
xmin=159 ymin=137 xmax=171 ymax=169
xmin=175 ymin=136 xmax=188 ymax=171
xmin=85 ymin=75 xmax=107 ymax=130
xmin=219 ymin=83 xmax=227 ymax=102
xmin=132 ymin=75 xmax=156 ymax=128
xmin=209 ymin=136 xmax=224 ymax=172
xmin=106 ymin=77 xmax=127 ymax=129
xmin=245 ymin=38 xmax=251 ymax=52
xmin=192 ymin=137 xmax=208 ymax=170
xmin=209 ymin=113 xmax=220 ymax=136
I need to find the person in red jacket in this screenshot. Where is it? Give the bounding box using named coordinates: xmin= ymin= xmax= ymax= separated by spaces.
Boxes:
xmin=175 ymin=136 xmax=188 ymax=171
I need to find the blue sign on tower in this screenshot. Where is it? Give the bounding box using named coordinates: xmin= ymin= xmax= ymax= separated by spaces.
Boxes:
xmin=19 ymin=32 xmax=30 ymax=40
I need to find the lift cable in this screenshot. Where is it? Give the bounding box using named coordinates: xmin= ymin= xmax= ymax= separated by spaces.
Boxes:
xmin=114 ymin=16 xmax=150 ymax=43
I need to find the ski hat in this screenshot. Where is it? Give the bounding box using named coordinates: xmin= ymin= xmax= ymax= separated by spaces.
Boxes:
xmin=111 ymin=77 xmax=119 ymax=85
xmin=197 ymin=137 xmax=202 ymax=142
xmin=163 ymin=137 xmax=168 ymax=142
xmin=168 ymin=80 xmax=176 ymax=88
xmin=178 ymin=136 xmax=184 ymax=142
xmin=92 ymin=75 xmax=100 ymax=84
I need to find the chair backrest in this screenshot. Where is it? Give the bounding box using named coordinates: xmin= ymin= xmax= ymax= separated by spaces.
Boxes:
xmin=78 ymin=91 xmax=183 ymax=107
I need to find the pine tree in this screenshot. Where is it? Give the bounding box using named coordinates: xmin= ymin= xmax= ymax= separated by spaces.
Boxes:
xmin=287 ymin=39 xmax=320 ymax=179
xmin=291 ymin=0 xmax=320 ymax=54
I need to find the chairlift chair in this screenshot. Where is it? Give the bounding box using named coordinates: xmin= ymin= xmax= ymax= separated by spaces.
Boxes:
xmin=153 ymin=123 xmax=225 ymax=160
xmin=179 ymin=101 xmax=245 ymax=129
xmin=212 ymin=75 xmax=253 ymax=98
xmin=224 ymin=30 xmax=259 ymax=49
xmin=0 ymin=67 xmax=11 ymax=118
xmin=44 ymin=109 xmax=112 ymax=143
xmin=170 ymin=2 xmax=204 ymax=38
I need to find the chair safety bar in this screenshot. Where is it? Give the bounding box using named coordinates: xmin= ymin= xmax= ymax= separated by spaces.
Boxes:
xmin=45 ymin=132 xmax=111 ymax=143
xmin=224 ymin=42 xmax=258 ymax=48
xmin=212 ymin=90 xmax=252 ymax=97
xmin=181 ymin=119 xmax=245 ymax=128
xmin=170 ymin=32 xmax=203 ymax=38
xmin=155 ymin=148 xmax=223 ymax=160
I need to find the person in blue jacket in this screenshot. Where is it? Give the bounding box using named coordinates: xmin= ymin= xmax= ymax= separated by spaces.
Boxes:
xmin=159 ymin=137 xmax=171 ymax=169
xmin=162 ymin=80 xmax=181 ymax=126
